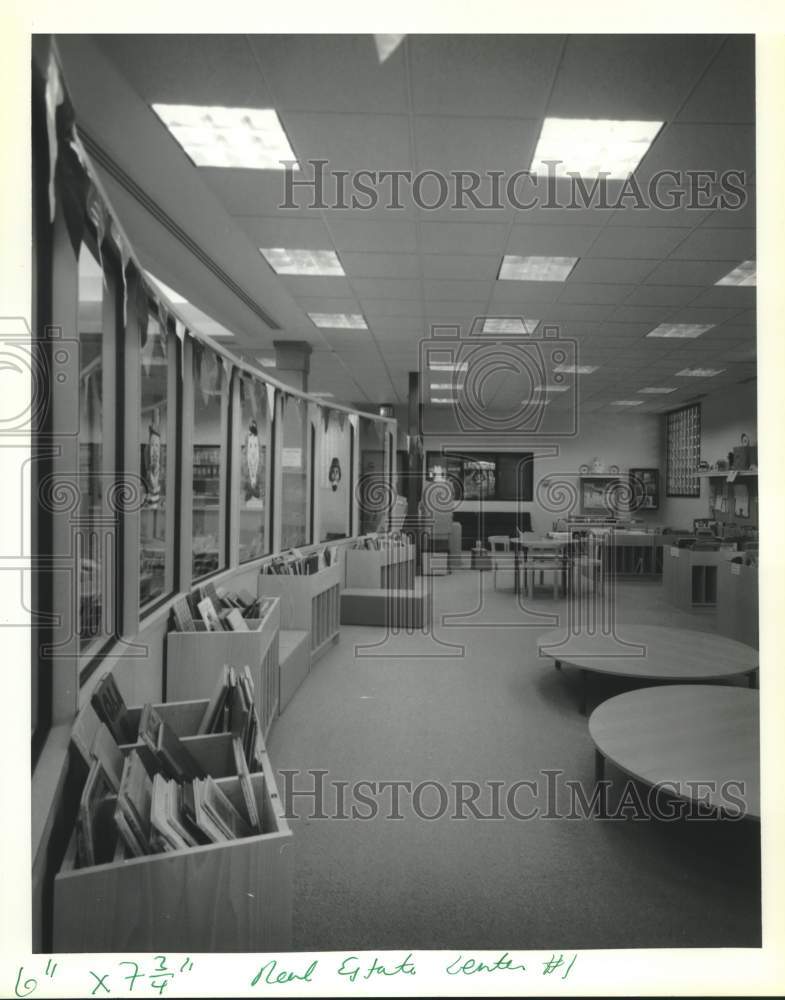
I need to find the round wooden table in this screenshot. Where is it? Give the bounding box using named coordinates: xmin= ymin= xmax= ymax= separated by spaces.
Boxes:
xmin=589 ymin=685 xmax=760 ymax=819
xmin=538 ymin=625 xmax=758 ymax=713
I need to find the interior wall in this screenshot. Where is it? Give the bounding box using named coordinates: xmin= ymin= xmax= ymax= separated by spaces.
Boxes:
xmin=415 ymin=405 xmax=663 ymax=535
xmin=659 ymin=381 xmax=758 ymax=528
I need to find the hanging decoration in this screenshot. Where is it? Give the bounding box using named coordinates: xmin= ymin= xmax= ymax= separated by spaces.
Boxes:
xmin=45 ymin=50 xmax=65 ymax=222
xmin=174 ymin=319 xmax=187 ymax=380
xmin=336 ymin=409 xmax=347 ymax=432
xmin=140 ymin=315 xmax=160 ymax=377
xmin=85 ymin=183 xmax=109 ymax=284
xmin=221 ymin=356 xmax=233 ymax=399
xmin=110 ymin=220 xmax=130 ymax=326
xmin=321 ymin=406 xmax=332 ymax=432
xmin=265 ymin=382 xmax=276 ymax=423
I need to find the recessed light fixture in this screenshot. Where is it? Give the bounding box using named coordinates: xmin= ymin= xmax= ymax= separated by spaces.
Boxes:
xmin=431 ymin=397 xmax=457 ymax=405
xmin=145 ymin=271 xmax=188 ymax=304
xmin=482 ymin=317 xmax=539 ymax=333
xmin=374 ymin=34 xmax=406 ymax=62
xmin=428 ymin=361 xmax=469 ymax=373
xmin=611 ymin=400 xmax=644 ymax=406
xmin=430 ymin=383 xmax=464 ymax=390
xmin=531 ymin=118 xmax=663 ymax=179
xmin=261 ymin=248 xmax=344 ymax=276
xmin=553 ymin=364 xmax=598 ymax=375
xmin=647 ymin=323 xmax=715 ymax=339
xmin=716 ymin=260 xmax=756 ymax=286
xmin=499 ymin=255 xmax=577 ymax=282
xmin=676 ymin=368 xmax=725 ymax=377
xmin=151 ymin=104 xmax=298 ymax=170
xmin=638 ymin=386 xmax=676 ymax=394
xmin=308 ymin=313 xmax=368 ymax=329
xmin=532 ymin=384 xmax=570 ymax=393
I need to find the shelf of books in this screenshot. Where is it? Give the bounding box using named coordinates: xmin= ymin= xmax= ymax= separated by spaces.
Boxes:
xmin=260 ymin=546 xmax=342 ymax=664
xmin=55 ymin=671 xmax=292 ymax=952
xmin=166 ymin=593 xmax=281 ymax=738
xmin=345 ymin=535 xmax=415 ymax=590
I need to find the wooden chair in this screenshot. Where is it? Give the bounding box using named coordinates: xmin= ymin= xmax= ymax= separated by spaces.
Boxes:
xmin=488 ymin=535 xmax=515 ymax=590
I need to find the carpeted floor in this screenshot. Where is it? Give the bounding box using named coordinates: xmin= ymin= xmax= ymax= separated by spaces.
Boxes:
xmin=268 ymin=569 xmax=761 ymax=951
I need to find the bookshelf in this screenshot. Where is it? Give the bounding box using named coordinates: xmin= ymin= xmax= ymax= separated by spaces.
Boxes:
xmin=662 ymin=546 xmax=726 ymax=610
xmin=166 ymin=603 xmax=280 ymax=738
xmin=345 ymin=541 xmax=415 ymax=590
xmin=53 ymin=754 xmax=292 ymax=952
xmin=260 ymin=559 xmax=342 ymax=665
xmin=716 ymin=560 xmax=759 ymax=648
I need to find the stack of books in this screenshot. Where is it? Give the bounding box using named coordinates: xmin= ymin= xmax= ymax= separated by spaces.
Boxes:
xmin=262 ymin=545 xmax=336 ymax=576
xmin=197 ymin=665 xmax=264 ymax=770
xmin=170 ymin=586 xmax=275 ymax=632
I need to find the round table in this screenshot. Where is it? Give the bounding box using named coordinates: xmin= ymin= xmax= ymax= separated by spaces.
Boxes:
xmin=538 ymin=625 xmax=759 ymax=713
xmin=589 ymin=684 xmax=760 ymax=819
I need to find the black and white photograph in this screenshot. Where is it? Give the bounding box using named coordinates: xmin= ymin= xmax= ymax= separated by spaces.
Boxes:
xmin=9 ymin=9 xmax=785 ymax=999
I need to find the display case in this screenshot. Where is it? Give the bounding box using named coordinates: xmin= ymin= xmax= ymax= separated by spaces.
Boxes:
xmin=629 ymin=468 xmax=659 ymax=511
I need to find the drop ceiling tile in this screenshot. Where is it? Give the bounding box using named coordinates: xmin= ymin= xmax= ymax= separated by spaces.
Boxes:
xmin=607 ymin=202 xmax=712 ymax=228
xmin=621 ymin=285 xmax=701 ymax=308
xmin=413 ymin=115 xmax=540 ymax=173
xmin=676 ymin=36 xmax=755 ymax=123
xmin=248 ymin=35 xmax=409 ymax=114
xmin=328 ymin=220 xmax=418 ymax=253
xmin=587 ymin=227 xmax=688 ymax=259
xmin=421 ymin=254 xmax=501 ymax=280
xmin=558 ymin=283 xmax=631 ymax=305
xmin=295 ymin=295 xmax=362 ymax=313
xmin=643 ymin=260 xmax=736 ymax=285
xmin=490 ymin=282 xmax=561 ymax=305
xmin=542 ymin=303 xmax=616 ymax=322
xmin=237 ymin=216 xmax=335 ymax=249
xmin=423 ymin=279 xmax=494 ymax=302
xmin=362 ymin=299 xmax=425 ymax=319
xmin=203 ymin=170 xmax=313 ymax=216
xmin=341 ymin=252 xmax=420 ymax=279
xmin=505 ymin=225 xmax=602 ymax=257
xmin=351 ymin=278 xmax=422 ymax=300
xmin=283 ymin=111 xmax=413 ymax=173
xmin=420 ymin=222 xmax=510 ymax=255
xmin=279 ymin=276 xmax=354 ymax=298
xmin=686 ymin=286 xmax=756 ymax=309
xmin=409 ymin=35 xmax=564 ymax=117
xmin=546 ymin=35 xmax=720 ymax=119
xmin=664 ymin=305 xmax=746 ymax=326
xmin=568 ymin=258 xmax=659 ymax=284
xmin=702 ymin=186 xmax=756 ymax=228
xmin=425 ymin=301 xmax=490 ymax=320
xmin=611 ymin=305 xmax=674 ymax=324
xmin=670 ymin=227 xmax=755 ymax=260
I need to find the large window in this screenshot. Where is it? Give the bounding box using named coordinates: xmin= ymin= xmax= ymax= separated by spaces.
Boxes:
xmin=139 ymin=311 xmax=173 ymax=605
xmin=192 ymin=344 xmax=227 ymax=579
xmin=318 ymin=409 xmax=352 ymax=541
xmin=358 ymin=416 xmax=388 ymax=534
xmin=236 ymin=375 xmax=271 ymax=562
xmin=77 ymin=243 xmax=106 ymax=650
xmin=666 ymin=403 xmax=701 ymax=497
xmin=280 ymin=395 xmax=308 ymax=549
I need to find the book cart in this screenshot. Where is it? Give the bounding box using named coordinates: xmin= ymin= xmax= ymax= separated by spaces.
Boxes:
xmin=260 ymin=556 xmax=342 ymax=665
xmin=345 ymin=539 xmax=415 ymax=590
xmin=166 ymin=601 xmax=280 ymax=738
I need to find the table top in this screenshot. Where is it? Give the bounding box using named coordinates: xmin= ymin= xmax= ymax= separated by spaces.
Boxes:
xmin=511 ymin=537 xmax=569 ymax=549
xmin=538 ymin=625 xmax=758 ymax=681
xmin=589 ymin=684 xmax=760 ymax=818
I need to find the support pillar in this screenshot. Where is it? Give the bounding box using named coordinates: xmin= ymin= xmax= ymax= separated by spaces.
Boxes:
xmin=273 ymin=340 xmax=312 ymax=393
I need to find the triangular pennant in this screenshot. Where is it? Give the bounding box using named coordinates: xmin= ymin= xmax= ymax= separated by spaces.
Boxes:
xmin=265 ymin=382 xmax=275 ymax=422
xmin=141 ymin=316 xmax=158 ymax=377
xmin=86 ymin=183 xmax=108 ymax=286
xmin=221 ymin=356 xmax=233 ymax=398
xmin=174 ymin=319 xmax=186 ymax=381
xmin=56 ymin=119 xmax=89 ymax=258
xmin=248 ymin=376 xmax=259 ymax=418
xmin=321 ymin=406 xmax=331 ymax=432
xmin=45 ymin=51 xmax=65 ymax=221
xmin=110 ymin=220 xmax=130 ymax=326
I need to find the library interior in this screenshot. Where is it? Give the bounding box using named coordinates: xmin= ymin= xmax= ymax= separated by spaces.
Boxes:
xmin=30 ymin=34 xmax=762 ymax=954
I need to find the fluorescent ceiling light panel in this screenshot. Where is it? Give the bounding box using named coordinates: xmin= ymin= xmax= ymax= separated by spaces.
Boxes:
xmin=482 ymin=317 xmax=539 ymax=334
xmin=430 ymin=383 xmax=464 ymax=390
xmin=716 ymin=260 xmax=756 ymax=286
xmin=151 ymin=104 xmax=298 ymax=170
xmin=676 ymin=367 xmax=725 ymax=377
xmin=532 ymin=384 xmax=570 ymax=393
xmin=145 ymin=271 xmax=187 ymax=304
xmin=428 ymin=361 xmax=469 ymax=372
xmin=531 ymin=118 xmax=662 ymax=179
xmin=431 ymin=397 xmax=457 ymax=404
xmin=260 ymin=248 xmax=344 ymax=276
xmin=553 ymin=364 xmax=598 ymax=374
xmin=638 ymin=386 xmax=676 ymax=394
xmin=612 ymin=400 xmax=644 ymax=406
xmin=308 ymin=312 xmax=368 ymax=329
xmin=647 ymin=323 xmax=714 ymax=339
xmin=499 ymin=255 xmax=577 ymax=282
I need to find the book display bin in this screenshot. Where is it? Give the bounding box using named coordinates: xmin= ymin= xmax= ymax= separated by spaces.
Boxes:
xmin=345 ymin=542 xmax=415 ymax=590
xmin=166 ymin=604 xmax=280 ymax=738
xmin=260 ymin=559 xmax=342 ymax=665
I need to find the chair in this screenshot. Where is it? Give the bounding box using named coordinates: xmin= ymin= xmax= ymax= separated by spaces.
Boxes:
xmin=488 ymin=535 xmax=515 ymax=589
xmin=422 ymin=509 xmax=463 ymax=571
xmin=519 ymin=539 xmax=567 ymax=599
